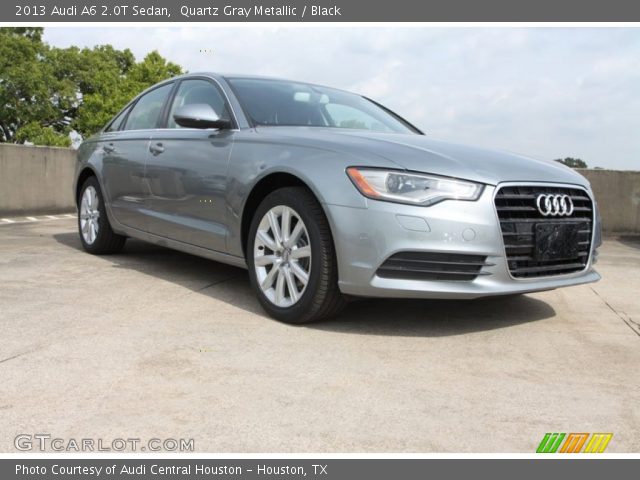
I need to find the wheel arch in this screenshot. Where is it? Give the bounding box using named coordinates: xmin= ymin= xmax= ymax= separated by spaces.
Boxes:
xmin=75 ymin=166 xmax=99 ymax=206
xmin=240 ymin=171 xmax=332 ymax=258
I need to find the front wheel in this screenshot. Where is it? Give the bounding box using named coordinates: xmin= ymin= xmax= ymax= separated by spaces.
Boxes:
xmin=247 ymin=187 xmax=345 ymax=324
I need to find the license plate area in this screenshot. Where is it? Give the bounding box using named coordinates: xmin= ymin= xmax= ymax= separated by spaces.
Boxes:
xmin=534 ymin=223 xmax=580 ymax=261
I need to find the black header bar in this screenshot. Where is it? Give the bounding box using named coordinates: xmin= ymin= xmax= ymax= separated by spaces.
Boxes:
xmin=5 ymin=0 xmax=640 ymax=23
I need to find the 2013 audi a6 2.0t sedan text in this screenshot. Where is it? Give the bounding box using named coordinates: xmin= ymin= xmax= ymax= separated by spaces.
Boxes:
xmin=74 ymin=73 xmax=602 ymax=323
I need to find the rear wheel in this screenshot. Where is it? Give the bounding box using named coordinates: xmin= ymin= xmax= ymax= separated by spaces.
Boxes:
xmin=247 ymin=187 xmax=345 ymax=324
xmin=78 ymin=176 xmax=126 ymax=254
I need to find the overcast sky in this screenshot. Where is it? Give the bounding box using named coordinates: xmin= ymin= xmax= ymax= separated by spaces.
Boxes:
xmin=44 ymin=27 xmax=639 ymax=170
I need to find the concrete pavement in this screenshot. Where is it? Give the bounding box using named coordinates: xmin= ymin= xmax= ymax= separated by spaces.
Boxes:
xmin=0 ymin=217 xmax=638 ymax=452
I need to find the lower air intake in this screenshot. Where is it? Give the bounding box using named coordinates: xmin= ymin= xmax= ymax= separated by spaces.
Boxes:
xmin=377 ymin=251 xmax=491 ymax=282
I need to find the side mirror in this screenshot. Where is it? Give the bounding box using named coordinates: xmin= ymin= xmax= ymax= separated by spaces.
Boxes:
xmin=173 ymin=103 xmax=232 ymax=129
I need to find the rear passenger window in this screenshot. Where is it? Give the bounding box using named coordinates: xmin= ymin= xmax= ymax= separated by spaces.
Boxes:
xmin=123 ymin=83 xmax=173 ymax=131
xmin=105 ymin=105 xmax=131 ymax=132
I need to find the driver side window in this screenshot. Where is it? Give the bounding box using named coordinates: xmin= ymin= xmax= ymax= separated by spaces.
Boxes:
xmin=167 ymin=79 xmax=230 ymax=129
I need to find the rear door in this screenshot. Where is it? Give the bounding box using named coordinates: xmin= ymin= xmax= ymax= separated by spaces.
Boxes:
xmin=143 ymin=78 xmax=235 ymax=252
xmin=101 ymin=82 xmax=174 ymax=231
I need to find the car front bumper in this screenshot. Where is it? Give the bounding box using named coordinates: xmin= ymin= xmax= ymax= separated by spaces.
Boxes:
xmin=325 ymin=184 xmax=601 ymax=299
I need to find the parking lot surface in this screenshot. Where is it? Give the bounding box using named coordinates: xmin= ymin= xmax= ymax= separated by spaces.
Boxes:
xmin=1 ymin=217 xmax=639 ymax=452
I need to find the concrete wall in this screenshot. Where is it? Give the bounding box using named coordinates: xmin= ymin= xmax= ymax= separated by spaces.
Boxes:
xmin=579 ymin=169 xmax=640 ymax=234
xmin=0 ymin=144 xmax=76 ymax=216
xmin=0 ymin=144 xmax=639 ymax=233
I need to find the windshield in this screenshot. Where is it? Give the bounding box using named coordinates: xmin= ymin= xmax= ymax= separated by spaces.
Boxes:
xmin=227 ymin=78 xmax=418 ymax=134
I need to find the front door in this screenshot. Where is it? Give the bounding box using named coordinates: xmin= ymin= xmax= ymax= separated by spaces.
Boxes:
xmin=144 ymin=78 xmax=235 ymax=252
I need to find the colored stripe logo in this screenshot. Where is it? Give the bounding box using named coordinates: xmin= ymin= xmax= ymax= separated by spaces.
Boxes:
xmin=537 ymin=433 xmax=612 ymax=453
xmin=584 ymin=433 xmax=614 ymax=453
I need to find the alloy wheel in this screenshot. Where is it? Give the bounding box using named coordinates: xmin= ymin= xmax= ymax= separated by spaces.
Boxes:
xmin=80 ymin=185 xmax=100 ymax=245
xmin=253 ymin=205 xmax=312 ymax=307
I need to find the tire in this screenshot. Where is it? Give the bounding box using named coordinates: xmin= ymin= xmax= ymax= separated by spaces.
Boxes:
xmin=77 ymin=176 xmax=126 ymax=254
xmin=247 ymin=187 xmax=346 ymax=324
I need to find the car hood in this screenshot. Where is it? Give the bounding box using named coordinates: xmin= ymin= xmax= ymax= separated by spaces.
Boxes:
xmin=257 ymin=127 xmax=589 ymax=188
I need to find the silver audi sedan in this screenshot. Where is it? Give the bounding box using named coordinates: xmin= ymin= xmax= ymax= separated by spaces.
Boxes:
xmin=74 ymin=73 xmax=601 ymax=323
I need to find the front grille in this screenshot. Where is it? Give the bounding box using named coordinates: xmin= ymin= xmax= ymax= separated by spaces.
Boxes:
xmin=494 ymin=185 xmax=593 ymax=278
xmin=377 ymin=251 xmax=492 ymax=282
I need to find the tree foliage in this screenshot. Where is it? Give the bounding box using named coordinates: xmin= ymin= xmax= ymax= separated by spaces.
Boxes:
xmin=0 ymin=28 xmax=183 ymax=146
xmin=554 ymin=157 xmax=588 ymax=169
xmin=15 ymin=121 xmax=72 ymax=147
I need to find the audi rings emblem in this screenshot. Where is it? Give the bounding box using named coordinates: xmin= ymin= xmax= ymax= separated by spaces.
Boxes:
xmin=536 ymin=194 xmax=574 ymax=217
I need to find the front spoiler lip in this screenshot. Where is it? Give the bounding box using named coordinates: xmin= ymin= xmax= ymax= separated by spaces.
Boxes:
xmin=339 ymin=269 xmax=601 ymax=299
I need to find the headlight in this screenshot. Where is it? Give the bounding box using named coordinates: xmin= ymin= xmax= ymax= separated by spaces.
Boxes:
xmin=346 ymin=167 xmax=484 ymax=206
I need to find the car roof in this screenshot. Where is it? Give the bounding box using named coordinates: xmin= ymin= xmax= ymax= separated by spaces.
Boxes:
xmin=176 ymin=72 xmax=357 ymax=95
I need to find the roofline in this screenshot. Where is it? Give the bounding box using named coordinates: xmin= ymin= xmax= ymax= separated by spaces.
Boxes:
xmin=174 ymin=72 xmax=360 ymax=96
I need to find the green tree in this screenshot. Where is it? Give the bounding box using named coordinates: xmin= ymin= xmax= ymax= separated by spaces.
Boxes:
xmin=0 ymin=28 xmax=70 ymax=145
xmin=339 ymin=119 xmax=368 ymax=130
xmin=554 ymin=157 xmax=588 ymax=169
xmin=14 ymin=121 xmax=71 ymax=147
xmin=0 ymin=28 xmax=183 ymax=146
xmin=73 ymin=50 xmax=182 ymax=137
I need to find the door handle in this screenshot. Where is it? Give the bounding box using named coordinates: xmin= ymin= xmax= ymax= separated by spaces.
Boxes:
xmin=103 ymin=143 xmax=115 ymax=153
xmin=149 ymin=142 xmax=165 ymax=155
